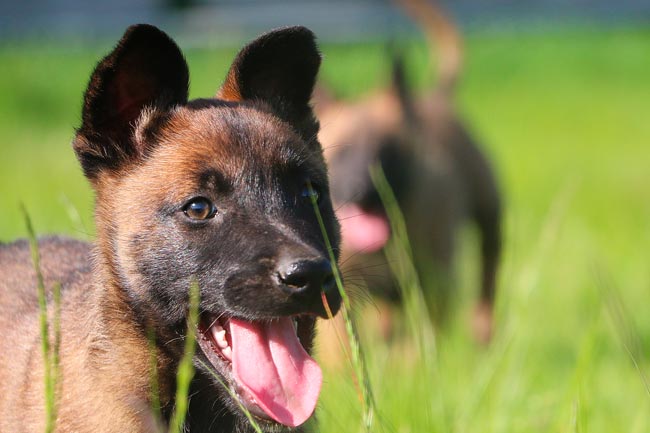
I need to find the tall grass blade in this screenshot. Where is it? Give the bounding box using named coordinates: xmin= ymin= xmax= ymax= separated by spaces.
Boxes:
xmin=570 ymin=399 xmax=580 ymax=433
xmin=596 ymin=268 xmax=650 ymax=399
xmin=50 ymin=281 xmax=61 ymax=427
xmin=512 ymin=179 xmax=578 ymax=310
xmin=319 ymin=292 xmax=354 ymax=369
xmin=22 ymin=205 xmax=60 ymax=433
xmin=369 ymin=165 xmax=447 ymax=431
xmin=147 ymin=327 xmax=163 ymax=428
xmin=369 ymin=164 xmax=437 ymax=362
xmin=307 ymin=181 xmax=377 ymax=432
xmin=59 ymin=193 xmax=89 ymax=239
xmin=555 ymin=317 xmax=596 ymax=433
xmin=168 ymin=279 xmax=200 ymax=433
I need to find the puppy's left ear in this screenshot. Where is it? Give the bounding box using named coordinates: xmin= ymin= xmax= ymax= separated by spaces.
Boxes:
xmin=217 ymin=26 xmax=321 ymax=142
xmin=74 ymin=24 xmax=189 ymax=182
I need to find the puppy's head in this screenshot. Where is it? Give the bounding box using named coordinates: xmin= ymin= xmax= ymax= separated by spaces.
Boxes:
xmin=74 ymin=25 xmax=340 ymax=429
xmin=318 ymin=54 xmax=416 ymax=256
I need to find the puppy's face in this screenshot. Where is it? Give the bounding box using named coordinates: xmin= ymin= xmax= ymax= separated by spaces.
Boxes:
xmin=74 ymin=25 xmax=340 ymax=430
xmin=108 ymin=104 xmax=338 ymax=321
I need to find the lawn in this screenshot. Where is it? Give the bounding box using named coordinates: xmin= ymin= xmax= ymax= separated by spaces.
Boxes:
xmin=1 ymin=24 xmax=649 ymax=432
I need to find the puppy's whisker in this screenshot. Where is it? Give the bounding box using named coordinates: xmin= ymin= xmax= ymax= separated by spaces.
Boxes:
xmin=342 ymin=259 xmax=396 ymax=272
xmin=337 ymin=213 xmax=368 ymax=221
xmin=333 ymin=191 xmax=368 ymax=213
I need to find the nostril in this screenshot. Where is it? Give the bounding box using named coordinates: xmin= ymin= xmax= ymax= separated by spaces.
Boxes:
xmin=278 ymin=259 xmax=333 ymax=295
xmin=280 ymin=268 xmax=309 ymax=290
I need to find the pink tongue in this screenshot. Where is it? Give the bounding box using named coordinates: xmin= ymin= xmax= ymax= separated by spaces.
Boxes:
xmin=229 ymin=317 xmax=322 ymax=427
xmin=337 ymin=204 xmax=391 ymax=253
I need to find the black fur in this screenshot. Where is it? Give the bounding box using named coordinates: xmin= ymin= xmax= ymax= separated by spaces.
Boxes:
xmin=219 ymin=26 xmax=322 ymax=144
xmin=74 ymin=24 xmax=190 ymax=180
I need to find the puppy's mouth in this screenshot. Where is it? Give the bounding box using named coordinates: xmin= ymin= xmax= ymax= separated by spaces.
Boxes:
xmin=197 ymin=313 xmax=321 ymax=428
xmin=337 ymin=203 xmax=390 ymax=253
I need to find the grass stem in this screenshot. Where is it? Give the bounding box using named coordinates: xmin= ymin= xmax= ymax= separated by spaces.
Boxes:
xmin=167 ymin=279 xmax=200 ymax=433
xmin=307 ymin=181 xmax=377 ymax=432
xmin=22 ymin=205 xmax=60 ymax=433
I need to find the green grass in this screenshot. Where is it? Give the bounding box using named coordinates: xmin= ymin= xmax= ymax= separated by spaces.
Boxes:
xmin=1 ymin=25 xmax=649 ymax=432
xmin=168 ymin=280 xmax=200 ymax=433
xmin=24 ymin=208 xmax=61 ymax=433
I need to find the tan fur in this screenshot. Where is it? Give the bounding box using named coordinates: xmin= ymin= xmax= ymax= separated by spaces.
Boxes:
xmin=0 ymin=238 xmax=164 ymax=432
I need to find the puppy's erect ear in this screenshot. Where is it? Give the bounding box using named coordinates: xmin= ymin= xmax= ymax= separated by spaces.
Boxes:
xmin=389 ymin=45 xmax=417 ymax=124
xmin=73 ymin=24 xmax=189 ymax=181
xmin=217 ymin=26 xmax=321 ymax=142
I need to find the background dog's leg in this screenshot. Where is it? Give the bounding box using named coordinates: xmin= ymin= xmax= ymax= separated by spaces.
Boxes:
xmin=473 ymin=201 xmax=501 ymax=344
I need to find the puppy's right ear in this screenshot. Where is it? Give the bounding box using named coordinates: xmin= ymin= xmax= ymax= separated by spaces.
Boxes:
xmin=73 ymin=24 xmax=189 ymax=182
xmin=217 ymin=26 xmax=321 ymax=143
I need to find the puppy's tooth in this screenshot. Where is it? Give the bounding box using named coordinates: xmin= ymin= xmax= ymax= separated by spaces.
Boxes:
xmin=222 ymin=346 xmax=232 ymax=361
xmin=218 ymin=333 xmax=229 ymax=348
xmin=211 ymin=325 xmax=229 ymax=348
xmin=217 ymin=338 xmax=229 ymax=350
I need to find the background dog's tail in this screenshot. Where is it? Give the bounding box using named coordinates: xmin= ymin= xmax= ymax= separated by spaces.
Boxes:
xmin=396 ymin=0 xmax=463 ymax=95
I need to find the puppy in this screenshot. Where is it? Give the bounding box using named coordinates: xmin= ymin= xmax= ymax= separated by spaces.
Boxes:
xmin=0 ymin=25 xmax=341 ymax=432
xmin=316 ymin=0 xmax=501 ymax=341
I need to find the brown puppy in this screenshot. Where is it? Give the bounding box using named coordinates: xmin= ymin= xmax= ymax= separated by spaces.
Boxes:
xmin=0 ymin=25 xmax=341 ymax=432
xmin=317 ymin=0 xmax=501 ymax=342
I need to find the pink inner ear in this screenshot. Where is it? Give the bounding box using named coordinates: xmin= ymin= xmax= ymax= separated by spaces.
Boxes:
xmin=111 ymin=69 xmax=157 ymax=125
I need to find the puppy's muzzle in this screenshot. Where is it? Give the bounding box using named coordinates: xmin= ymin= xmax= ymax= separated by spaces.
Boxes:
xmin=277 ymin=256 xmax=340 ymax=317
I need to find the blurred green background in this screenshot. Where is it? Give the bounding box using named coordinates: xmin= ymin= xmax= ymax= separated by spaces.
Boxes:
xmin=1 ymin=1 xmax=649 ymax=431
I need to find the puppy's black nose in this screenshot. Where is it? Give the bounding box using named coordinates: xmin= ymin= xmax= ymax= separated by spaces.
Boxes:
xmin=278 ymin=258 xmax=335 ymax=297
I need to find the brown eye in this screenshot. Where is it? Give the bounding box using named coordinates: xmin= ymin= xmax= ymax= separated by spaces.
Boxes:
xmin=183 ymin=198 xmax=217 ymax=220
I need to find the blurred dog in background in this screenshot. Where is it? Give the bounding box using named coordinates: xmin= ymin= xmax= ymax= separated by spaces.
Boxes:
xmin=316 ymin=0 xmax=502 ymax=351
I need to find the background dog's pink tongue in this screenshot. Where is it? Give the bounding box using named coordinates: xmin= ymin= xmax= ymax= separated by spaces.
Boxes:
xmin=229 ymin=318 xmax=322 ymax=427
xmin=337 ymin=204 xmax=390 ymax=253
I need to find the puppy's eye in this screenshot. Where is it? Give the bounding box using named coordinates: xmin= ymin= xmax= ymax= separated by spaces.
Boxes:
xmin=301 ymin=182 xmax=321 ymax=205
xmin=183 ymin=198 xmax=217 ymax=220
